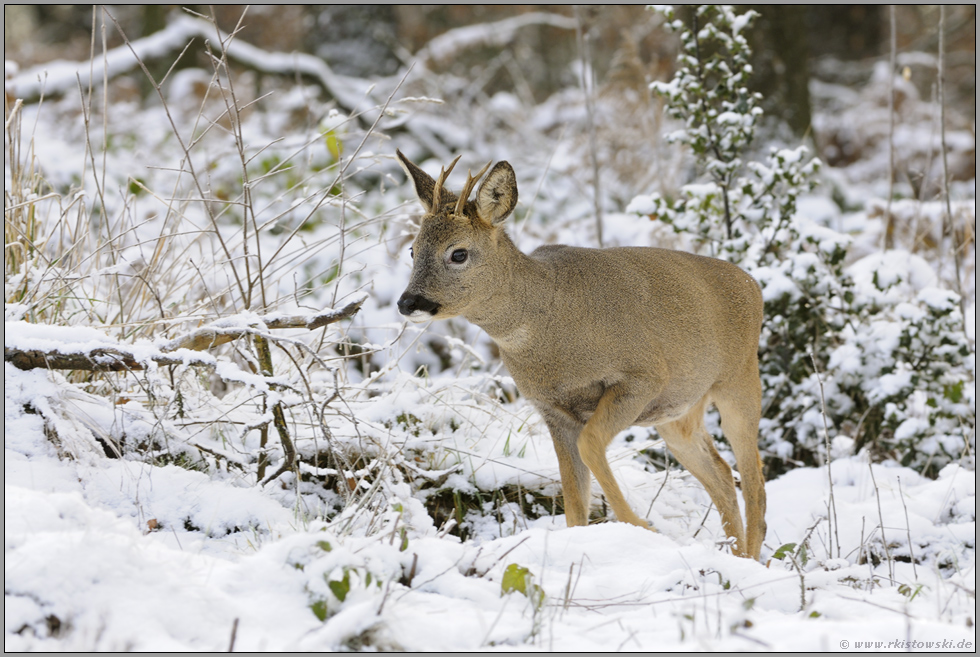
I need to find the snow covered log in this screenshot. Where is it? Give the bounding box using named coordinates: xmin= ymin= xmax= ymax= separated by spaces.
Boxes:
xmin=9 ymin=14 xmax=374 ymax=114
xmin=158 ymin=297 xmax=365 ymax=353
xmin=415 ymin=12 xmax=577 ymax=67
xmin=4 ymin=297 xmax=363 ymax=373
xmin=4 ymin=345 xmax=214 ymax=373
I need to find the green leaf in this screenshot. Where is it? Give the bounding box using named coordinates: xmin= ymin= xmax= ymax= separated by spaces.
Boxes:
xmin=944 ymin=381 xmax=964 ymax=403
xmin=127 ymin=177 xmax=146 ymax=196
xmin=501 ymin=563 xmax=532 ymax=596
xmin=328 ymin=569 xmax=351 ymax=602
xmin=772 ymin=543 xmax=797 ymax=560
xmin=316 ymin=540 xmax=333 ymax=552
xmin=898 ymin=583 xmax=923 ymax=601
xmin=311 ymin=599 xmax=328 ymax=622
xmin=399 ymin=526 xmax=409 ymax=552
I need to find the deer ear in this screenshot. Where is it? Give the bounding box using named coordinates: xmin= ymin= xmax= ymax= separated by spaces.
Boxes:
xmin=397 ymin=150 xmax=459 ymax=213
xmin=475 ymin=161 xmax=518 ymax=226
xmin=396 ymin=149 xmax=437 ymax=213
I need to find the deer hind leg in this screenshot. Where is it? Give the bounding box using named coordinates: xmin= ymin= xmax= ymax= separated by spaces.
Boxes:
xmin=712 ymin=364 xmax=766 ymax=560
xmin=540 ymin=409 xmax=591 ymax=527
xmin=575 ymin=383 xmax=656 ymax=529
xmin=655 ymin=397 xmax=747 ymax=556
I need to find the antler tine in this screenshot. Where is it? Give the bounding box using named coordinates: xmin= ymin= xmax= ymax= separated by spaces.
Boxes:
xmin=432 ymin=155 xmax=461 ymax=211
xmin=454 ymin=161 xmax=492 ymax=216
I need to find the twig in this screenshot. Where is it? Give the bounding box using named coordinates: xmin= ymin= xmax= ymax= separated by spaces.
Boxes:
xmin=228 ymin=617 xmax=239 ymax=652
xmin=809 ymin=348 xmax=840 ymax=559
xmin=884 ymin=5 xmax=897 ymax=250
xmin=574 ymin=7 xmax=603 ymax=247
xmin=897 ymin=476 xmax=918 ymax=579
xmin=937 ymin=6 xmax=968 ymax=326
xmin=204 ymin=12 xmax=266 ymax=311
xmin=646 ymin=454 xmax=671 ymax=519
xmin=473 ymin=536 xmax=532 ymax=578
xmin=867 ymin=462 xmax=895 ymax=582
xmin=103 ymin=9 xmax=249 ymax=306
xmin=691 ymin=502 xmax=715 ymax=539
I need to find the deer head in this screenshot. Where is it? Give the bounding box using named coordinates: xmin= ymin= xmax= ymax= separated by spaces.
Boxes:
xmin=395 ymin=149 xmax=518 ymax=323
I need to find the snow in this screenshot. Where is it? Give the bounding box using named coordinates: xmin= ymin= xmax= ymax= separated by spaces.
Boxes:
xmin=625 ymin=193 xmax=660 ymax=216
xmin=848 ymin=250 xmax=939 ymax=305
xmin=731 ymin=13 xmax=752 ymax=36
xmin=5 ymin=9 xmax=976 ymax=652
xmin=6 ymin=339 xmax=976 ymax=649
xmin=6 ymin=377 xmax=975 ymax=650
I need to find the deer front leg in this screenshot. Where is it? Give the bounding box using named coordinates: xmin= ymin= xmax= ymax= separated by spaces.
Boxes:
xmin=541 ymin=409 xmax=591 ymax=527
xmin=576 ymin=383 xmax=657 ymax=529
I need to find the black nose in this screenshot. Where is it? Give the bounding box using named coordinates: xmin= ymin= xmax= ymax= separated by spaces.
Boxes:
xmin=397 ymin=292 xmax=440 ymax=316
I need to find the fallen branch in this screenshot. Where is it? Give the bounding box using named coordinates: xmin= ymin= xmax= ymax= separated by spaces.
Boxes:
xmin=415 ymin=12 xmax=576 ymax=67
xmin=4 ymin=346 xmax=215 ymax=373
xmin=159 ymin=298 xmax=365 ymax=352
xmin=10 ymin=13 xmax=374 ymax=114
xmin=4 ymin=297 xmax=364 ymax=372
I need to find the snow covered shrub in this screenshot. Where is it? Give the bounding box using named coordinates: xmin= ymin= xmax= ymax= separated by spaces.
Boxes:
xmin=828 ymin=254 xmax=974 ymax=473
xmin=633 ymin=5 xmax=973 ymax=476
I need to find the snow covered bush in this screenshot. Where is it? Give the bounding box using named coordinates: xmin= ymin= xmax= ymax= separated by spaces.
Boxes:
xmin=634 ymin=5 xmax=974 ymax=476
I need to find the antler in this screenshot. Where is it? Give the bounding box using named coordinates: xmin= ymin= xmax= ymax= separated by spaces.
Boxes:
xmin=454 ymin=161 xmax=491 ymax=216
xmin=431 ymin=155 xmax=461 ymax=212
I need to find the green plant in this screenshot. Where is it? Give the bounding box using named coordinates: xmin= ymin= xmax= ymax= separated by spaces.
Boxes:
xmin=772 ymin=540 xmax=811 ymax=611
xmin=308 ymin=562 xmax=384 ymax=622
xmin=501 ymin=563 xmax=547 ymax=643
xmin=635 ymin=5 xmax=973 ymax=476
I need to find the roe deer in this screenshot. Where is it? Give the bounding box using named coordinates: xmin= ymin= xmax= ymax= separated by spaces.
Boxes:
xmin=395 ymin=150 xmax=766 ymax=559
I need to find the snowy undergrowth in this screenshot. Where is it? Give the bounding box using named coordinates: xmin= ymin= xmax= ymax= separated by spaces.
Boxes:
xmin=5 ymin=7 xmax=976 ymax=651
xmin=6 ymin=361 xmax=975 ymax=649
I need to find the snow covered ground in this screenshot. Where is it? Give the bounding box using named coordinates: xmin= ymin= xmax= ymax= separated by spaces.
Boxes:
xmin=5 ymin=10 xmax=976 ymax=651
xmin=5 ymin=369 xmax=975 ymax=649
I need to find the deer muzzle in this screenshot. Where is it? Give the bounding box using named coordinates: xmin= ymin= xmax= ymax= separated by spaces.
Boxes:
xmin=397 ymin=292 xmax=440 ymax=322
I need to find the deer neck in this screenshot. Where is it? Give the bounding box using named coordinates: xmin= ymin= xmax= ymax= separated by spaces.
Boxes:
xmin=463 ymin=234 xmax=549 ymax=353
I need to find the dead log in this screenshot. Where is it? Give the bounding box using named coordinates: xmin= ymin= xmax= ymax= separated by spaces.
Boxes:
xmin=3 ymin=346 xmax=214 ymax=372
xmin=4 ymin=297 xmax=364 ymax=373
xmin=9 ymin=14 xmax=373 ymax=115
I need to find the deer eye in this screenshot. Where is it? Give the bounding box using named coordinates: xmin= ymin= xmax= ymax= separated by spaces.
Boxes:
xmin=450 ymin=249 xmax=468 ymax=263
xmin=409 ymin=247 xmax=414 ymax=259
